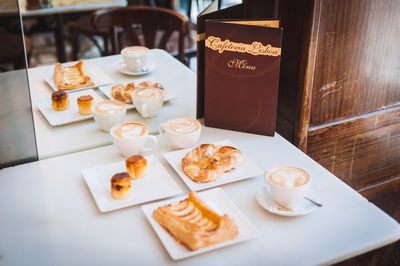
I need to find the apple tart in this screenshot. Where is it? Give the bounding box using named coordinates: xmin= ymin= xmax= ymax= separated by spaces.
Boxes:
xmin=153 ymin=191 xmax=238 ymax=250
xmin=54 ymin=61 xmax=94 ymax=90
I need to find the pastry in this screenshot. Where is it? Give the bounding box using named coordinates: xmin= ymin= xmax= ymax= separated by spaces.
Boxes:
xmin=153 ymin=191 xmax=238 ymax=250
xmin=182 ymin=144 xmax=244 ymax=183
xmin=110 ymin=172 xmax=131 ymax=200
xmin=125 ymin=155 xmax=147 ymax=179
xmin=54 ymin=61 xmax=94 ymax=90
xmin=111 ymin=82 xmax=136 ymax=104
xmin=77 ymin=95 xmax=93 ymax=115
xmin=138 ymin=81 xmax=163 ymax=89
xmin=51 ymin=90 xmax=69 ymax=111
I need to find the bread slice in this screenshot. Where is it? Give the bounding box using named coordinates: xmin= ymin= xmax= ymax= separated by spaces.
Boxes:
xmin=54 ymin=61 xmax=94 ymax=90
xmin=153 ymin=191 xmax=238 ymax=250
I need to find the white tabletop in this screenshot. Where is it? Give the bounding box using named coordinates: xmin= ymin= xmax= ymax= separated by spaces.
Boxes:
xmin=28 ymin=49 xmax=196 ymax=159
xmin=0 ymin=126 xmax=398 ymax=265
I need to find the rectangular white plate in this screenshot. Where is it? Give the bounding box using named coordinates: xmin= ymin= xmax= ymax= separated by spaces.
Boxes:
xmin=142 ymin=187 xmax=260 ymax=260
xmin=34 ymin=89 xmax=103 ymax=126
xmin=98 ymin=80 xmax=177 ymax=110
xmin=163 ymin=140 xmax=263 ymax=191
xmin=82 ymin=155 xmax=183 ymax=213
xmin=45 ymin=63 xmax=113 ymax=92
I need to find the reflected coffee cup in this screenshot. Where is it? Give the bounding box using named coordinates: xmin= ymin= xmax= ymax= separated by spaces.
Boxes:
xmin=121 ymin=46 xmax=149 ymax=72
xmin=110 ymin=122 xmax=157 ymax=157
xmin=264 ymin=166 xmax=311 ymax=208
xmin=131 ymin=87 xmax=164 ymax=118
xmin=92 ymin=100 xmax=126 ymax=132
xmin=159 ymin=118 xmax=201 ymax=149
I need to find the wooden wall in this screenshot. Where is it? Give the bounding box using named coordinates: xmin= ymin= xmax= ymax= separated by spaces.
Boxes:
xmin=277 ymin=0 xmax=400 ymax=200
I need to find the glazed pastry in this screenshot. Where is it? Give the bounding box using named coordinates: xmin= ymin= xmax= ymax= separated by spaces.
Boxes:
xmin=51 ymin=90 xmax=69 ymax=111
xmin=54 ymin=61 xmax=94 ymax=90
xmin=110 ymin=172 xmax=131 ymax=200
xmin=138 ymin=81 xmax=163 ymax=89
xmin=153 ymin=191 xmax=238 ymax=250
xmin=77 ymin=95 xmax=93 ymax=115
xmin=111 ymin=82 xmax=137 ymax=104
xmin=125 ymin=155 xmax=147 ymax=179
xmin=181 ymin=144 xmax=244 ymax=183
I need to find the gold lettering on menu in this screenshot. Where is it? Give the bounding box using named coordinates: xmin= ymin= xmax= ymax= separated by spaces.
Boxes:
xmin=205 ymin=36 xmax=281 ymax=56
xmin=228 ymin=59 xmax=256 ymax=71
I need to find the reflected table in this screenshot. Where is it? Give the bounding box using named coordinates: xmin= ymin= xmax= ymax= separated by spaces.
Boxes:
xmin=28 ymin=49 xmax=196 ymax=159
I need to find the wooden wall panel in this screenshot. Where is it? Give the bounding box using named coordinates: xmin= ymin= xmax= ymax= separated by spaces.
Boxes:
xmin=307 ymin=107 xmax=400 ymax=191
xmin=309 ymin=0 xmax=400 ymax=127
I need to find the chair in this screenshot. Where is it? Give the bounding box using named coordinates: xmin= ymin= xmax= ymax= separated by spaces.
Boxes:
xmin=92 ymin=6 xmax=189 ymax=64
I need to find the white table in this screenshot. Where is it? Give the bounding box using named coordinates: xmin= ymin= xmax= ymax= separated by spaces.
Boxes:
xmin=0 ymin=126 xmax=398 ymax=265
xmin=28 ymin=49 xmax=196 ymax=159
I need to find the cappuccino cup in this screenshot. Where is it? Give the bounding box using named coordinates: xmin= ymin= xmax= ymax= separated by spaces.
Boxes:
xmin=121 ymin=46 xmax=149 ymax=72
xmin=264 ymin=166 xmax=311 ymax=208
xmin=110 ymin=122 xmax=157 ymax=157
xmin=93 ymin=100 xmax=126 ymax=132
xmin=159 ymin=118 xmax=201 ymax=149
xmin=131 ymin=87 xmax=164 ymax=118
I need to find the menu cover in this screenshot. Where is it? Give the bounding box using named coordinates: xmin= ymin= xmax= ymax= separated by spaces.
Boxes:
xmin=196 ymin=3 xmax=244 ymax=118
xmin=204 ymin=20 xmax=282 ymax=136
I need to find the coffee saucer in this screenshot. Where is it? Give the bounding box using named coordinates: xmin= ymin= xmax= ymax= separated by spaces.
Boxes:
xmin=256 ymin=186 xmax=319 ymax=217
xmin=116 ymin=60 xmax=156 ymax=76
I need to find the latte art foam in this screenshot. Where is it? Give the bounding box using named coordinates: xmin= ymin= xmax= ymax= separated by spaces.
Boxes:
xmin=132 ymin=87 xmax=164 ymax=100
xmin=165 ymin=118 xmax=201 ymax=134
xmin=94 ymin=101 xmax=125 ymax=114
xmin=113 ymin=123 xmax=147 ymax=139
xmin=269 ymin=167 xmax=310 ymax=187
xmin=122 ymin=47 xmax=148 ymax=57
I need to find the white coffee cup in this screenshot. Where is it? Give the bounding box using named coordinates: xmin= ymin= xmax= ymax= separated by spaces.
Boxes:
xmin=110 ymin=122 xmax=158 ymax=157
xmin=93 ymin=100 xmax=126 ymax=132
xmin=131 ymin=87 xmax=164 ymax=118
xmin=264 ymin=166 xmax=311 ymax=208
xmin=159 ymin=118 xmax=201 ymax=149
xmin=121 ymin=46 xmax=149 ymax=72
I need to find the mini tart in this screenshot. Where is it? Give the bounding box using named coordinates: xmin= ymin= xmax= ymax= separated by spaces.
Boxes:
xmin=54 ymin=61 xmax=94 ymax=90
xmin=153 ymin=191 xmax=239 ymax=250
xmin=125 ymin=155 xmax=147 ymax=179
xmin=51 ymin=90 xmax=69 ymax=111
xmin=77 ymin=95 xmax=94 ymax=115
xmin=111 ymin=172 xmax=131 ymax=200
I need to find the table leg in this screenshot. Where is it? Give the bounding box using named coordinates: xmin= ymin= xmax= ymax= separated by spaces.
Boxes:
xmin=54 ymin=14 xmax=66 ymax=62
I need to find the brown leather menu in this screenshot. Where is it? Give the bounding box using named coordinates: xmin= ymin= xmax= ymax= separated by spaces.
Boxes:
xmin=196 ymin=3 xmax=244 ymax=118
xmin=204 ymin=20 xmax=282 ymax=136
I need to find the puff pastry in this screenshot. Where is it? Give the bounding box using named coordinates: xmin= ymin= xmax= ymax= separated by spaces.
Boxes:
xmin=153 ymin=191 xmax=238 ymax=250
xmin=54 ymin=61 xmax=94 ymax=90
xmin=182 ymin=144 xmax=244 ymax=183
xmin=111 ymin=81 xmax=163 ymax=104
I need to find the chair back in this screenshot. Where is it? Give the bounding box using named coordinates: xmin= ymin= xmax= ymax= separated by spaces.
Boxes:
xmin=92 ymin=6 xmax=188 ymax=63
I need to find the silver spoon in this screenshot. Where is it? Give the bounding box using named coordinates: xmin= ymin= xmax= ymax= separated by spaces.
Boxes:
xmin=304 ymin=197 xmax=323 ymax=207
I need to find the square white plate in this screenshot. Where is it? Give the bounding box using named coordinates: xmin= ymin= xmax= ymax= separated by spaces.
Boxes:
xmin=45 ymin=63 xmax=113 ymax=92
xmin=163 ymin=140 xmax=263 ymax=191
xmin=98 ymin=80 xmax=177 ymax=110
xmin=34 ymin=89 xmax=103 ymax=126
xmin=142 ymin=187 xmax=260 ymax=260
xmin=82 ymin=155 xmax=183 ymax=213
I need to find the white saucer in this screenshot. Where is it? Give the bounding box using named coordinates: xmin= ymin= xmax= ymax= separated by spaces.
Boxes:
xmin=256 ymin=186 xmax=320 ymax=217
xmin=116 ymin=60 xmax=156 ymax=76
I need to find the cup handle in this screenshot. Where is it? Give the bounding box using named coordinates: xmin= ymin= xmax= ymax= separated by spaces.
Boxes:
xmin=159 ymin=123 xmax=166 ymax=137
xmin=142 ymin=135 xmax=157 ymax=152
